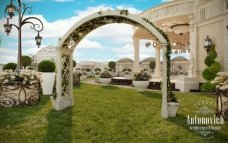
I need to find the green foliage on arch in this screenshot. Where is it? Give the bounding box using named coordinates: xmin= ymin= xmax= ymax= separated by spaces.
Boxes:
xmin=142 ymin=18 xmax=176 ymax=102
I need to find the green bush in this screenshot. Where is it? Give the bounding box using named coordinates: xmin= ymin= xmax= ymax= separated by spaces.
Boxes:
xmin=22 ymin=55 xmax=32 ymax=68
xmin=202 ymin=44 xmax=221 ymax=92
xmin=38 ymin=60 xmax=56 ymax=72
xmin=86 ymin=68 xmax=90 ymax=72
xmin=73 ymin=60 xmax=76 ymax=68
xmin=149 ymin=61 xmax=156 ymax=70
xmin=108 ymin=61 xmax=116 ymax=70
xmin=201 ymin=82 xmax=216 ymax=92
xmin=3 ymin=63 xmax=17 ymax=71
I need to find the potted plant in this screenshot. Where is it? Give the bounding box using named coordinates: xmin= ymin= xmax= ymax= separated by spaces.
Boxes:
xmin=132 ymin=70 xmax=151 ymax=91
xmin=99 ymin=71 xmax=112 ymax=86
xmin=80 ymin=69 xmax=87 ymax=81
xmin=0 ymin=70 xmax=41 ymax=107
xmin=167 ymin=92 xmax=179 ymax=117
xmin=38 ymin=60 xmax=56 ymax=95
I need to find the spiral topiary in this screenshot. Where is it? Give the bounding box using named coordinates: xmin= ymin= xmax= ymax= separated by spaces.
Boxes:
xmin=201 ymin=44 xmax=221 ymax=92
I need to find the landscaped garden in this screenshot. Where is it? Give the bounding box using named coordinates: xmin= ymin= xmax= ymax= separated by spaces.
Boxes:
xmin=0 ymin=83 xmax=227 ymax=143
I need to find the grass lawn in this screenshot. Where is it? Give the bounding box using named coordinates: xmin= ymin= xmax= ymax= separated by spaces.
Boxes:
xmin=0 ymin=83 xmax=227 ymax=143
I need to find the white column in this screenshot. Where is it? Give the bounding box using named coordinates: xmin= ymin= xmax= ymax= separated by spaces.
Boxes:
xmin=161 ymin=43 xmax=168 ymax=119
xmin=154 ymin=46 xmax=161 ymax=77
xmin=188 ymin=13 xmax=197 ymax=77
xmin=55 ymin=48 xmax=63 ymax=110
xmin=133 ymin=37 xmax=140 ymax=72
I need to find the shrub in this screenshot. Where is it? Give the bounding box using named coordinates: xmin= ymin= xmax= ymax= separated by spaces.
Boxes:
xmin=3 ymin=63 xmax=17 ymax=71
xmin=73 ymin=60 xmax=76 ymax=68
xmin=38 ymin=60 xmax=56 ymax=72
xmin=86 ymin=68 xmax=90 ymax=72
xmin=201 ymin=82 xmax=216 ymax=92
xmin=127 ymin=68 xmax=132 ymax=72
xmin=22 ymin=55 xmax=32 ymax=68
xmin=108 ymin=61 xmax=116 ymax=70
xmin=202 ymin=44 xmax=221 ymax=92
xmin=149 ymin=61 xmax=156 ymax=70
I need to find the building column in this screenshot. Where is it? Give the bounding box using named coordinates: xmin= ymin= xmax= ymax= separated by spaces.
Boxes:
xmin=154 ymin=46 xmax=161 ymax=77
xmin=133 ymin=37 xmax=140 ymax=72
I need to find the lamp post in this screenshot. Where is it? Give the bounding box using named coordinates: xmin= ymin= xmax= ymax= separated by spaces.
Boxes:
xmin=204 ymin=35 xmax=212 ymax=54
xmin=4 ymin=0 xmax=44 ymax=72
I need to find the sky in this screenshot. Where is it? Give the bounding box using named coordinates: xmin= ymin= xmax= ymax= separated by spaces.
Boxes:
xmin=0 ymin=0 xmax=182 ymax=64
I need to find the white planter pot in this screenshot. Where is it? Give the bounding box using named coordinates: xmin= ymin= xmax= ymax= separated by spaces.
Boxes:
xmin=41 ymin=72 xmax=55 ymax=95
xmin=168 ymin=101 xmax=180 ymax=117
xmin=95 ymin=75 xmax=100 ymax=82
xmin=99 ymin=78 xmax=111 ymax=86
xmin=133 ymin=81 xmax=150 ymax=92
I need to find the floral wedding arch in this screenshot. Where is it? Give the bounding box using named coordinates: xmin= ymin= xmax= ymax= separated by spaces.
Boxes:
xmin=53 ymin=10 xmax=170 ymax=118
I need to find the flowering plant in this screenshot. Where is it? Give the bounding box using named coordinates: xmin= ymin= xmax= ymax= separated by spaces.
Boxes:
xmin=211 ymin=72 xmax=228 ymax=91
xmin=133 ymin=70 xmax=151 ymax=81
xmin=0 ymin=70 xmax=42 ymax=86
xmin=100 ymin=71 xmax=112 ymax=78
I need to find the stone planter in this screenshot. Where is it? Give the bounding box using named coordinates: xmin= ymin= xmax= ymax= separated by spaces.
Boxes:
xmin=95 ymin=75 xmax=100 ymax=82
xmin=168 ymin=101 xmax=180 ymax=117
xmin=0 ymin=83 xmax=40 ymax=107
xmin=132 ymin=80 xmax=149 ymax=92
xmin=217 ymin=90 xmax=228 ymax=121
xmin=99 ymin=78 xmax=111 ymax=86
xmin=41 ymin=72 xmax=55 ymax=95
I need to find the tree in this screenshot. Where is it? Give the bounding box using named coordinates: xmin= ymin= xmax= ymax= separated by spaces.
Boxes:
xmin=22 ymin=55 xmax=32 ymax=68
xmin=108 ymin=61 xmax=116 ymax=71
xmin=3 ymin=63 xmax=17 ymax=71
xmin=149 ymin=61 xmax=156 ymax=71
xmin=201 ymin=44 xmax=221 ymax=92
xmin=73 ymin=60 xmax=76 ymax=68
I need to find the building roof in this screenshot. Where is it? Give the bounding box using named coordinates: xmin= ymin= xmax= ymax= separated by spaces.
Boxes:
xmin=140 ymin=57 xmax=155 ymax=63
xmin=116 ymin=58 xmax=134 ymax=63
xmin=171 ymin=56 xmax=189 ymax=62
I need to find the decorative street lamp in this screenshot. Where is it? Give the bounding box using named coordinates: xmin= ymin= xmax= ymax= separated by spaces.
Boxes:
xmin=204 ymin=35 xmax=212 ymax=54
xmin=4 ymin=0 xmax=44 ymax=72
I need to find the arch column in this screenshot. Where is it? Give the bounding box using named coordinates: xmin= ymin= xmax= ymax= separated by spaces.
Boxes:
xmin=53 ymin=48 xmax=74 ymax=111
xmin=133 ymin=37 xmax=140 ymax=72
xmin=154 ymin=46 xmax=161 ymax=77
xmin=161 ymin=42 xmax=168 ymax=119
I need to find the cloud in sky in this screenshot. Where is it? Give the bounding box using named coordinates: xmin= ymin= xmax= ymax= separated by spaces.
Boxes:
xmin=0 ymin=4 xmax=144 ymax=63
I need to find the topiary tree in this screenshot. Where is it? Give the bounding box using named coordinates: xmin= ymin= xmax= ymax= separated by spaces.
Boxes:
xmin=108 ymin=61 xmax=116 ymax=71
xmin=73 ymin=60 xmax=76 ymax=68
xmin=22 ymin=55 xmax=32 ymax=68
xmin=201 ymin=44 xmax=221 ymax=92
xmin=3 ymin=63 xmax=17 ymax=71
xmin=38 ymin=60 xmax=56 ymax=72
xmin=149 ymin=61 xmax=156 ymax=71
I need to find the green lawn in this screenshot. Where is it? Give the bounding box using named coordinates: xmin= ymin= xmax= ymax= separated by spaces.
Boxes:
xmin=0 ymin=83 xmax=227 ymax=143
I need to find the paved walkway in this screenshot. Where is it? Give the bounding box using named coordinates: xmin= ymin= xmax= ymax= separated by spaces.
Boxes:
xmin=82 ymin=79 xmax=136 ymax=89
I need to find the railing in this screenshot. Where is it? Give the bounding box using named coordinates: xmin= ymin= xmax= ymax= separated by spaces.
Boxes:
xmin=0 ymin=81 xmax=40 ymax=107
